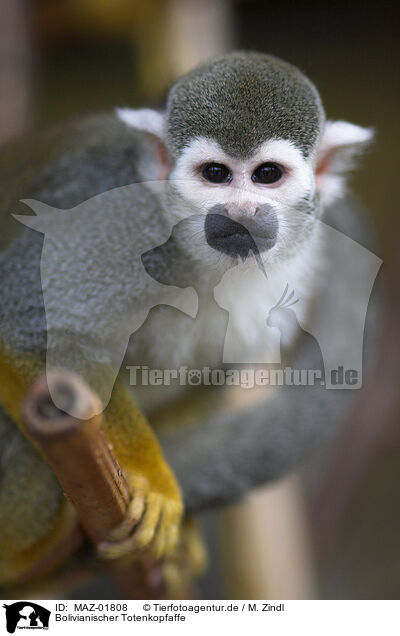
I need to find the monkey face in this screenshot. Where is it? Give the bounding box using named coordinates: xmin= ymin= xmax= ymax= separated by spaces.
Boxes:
xmin=166 ymin=136 xmax=319 ymax=267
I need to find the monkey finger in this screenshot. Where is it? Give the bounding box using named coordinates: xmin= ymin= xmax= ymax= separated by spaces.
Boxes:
xmin=98 ymin=494 xmax=162 ymax=560
xmin=97 ymin=493 xmax=145 ymax=553
xmin=147 ymin=509 xmax=168 ymax=559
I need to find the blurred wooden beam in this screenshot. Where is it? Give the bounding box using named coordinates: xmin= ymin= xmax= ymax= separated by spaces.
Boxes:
xmin=220 ymin=474 xmax=317 ymax=599
xmin=165 ymin=0 xmax=234 ymax=78
xmin=0 ymin=0 xmax=32 ymax=144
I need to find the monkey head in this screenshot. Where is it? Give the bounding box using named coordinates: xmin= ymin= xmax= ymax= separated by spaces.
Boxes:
xmin=117 ymin=51 xmax=372 ymax=271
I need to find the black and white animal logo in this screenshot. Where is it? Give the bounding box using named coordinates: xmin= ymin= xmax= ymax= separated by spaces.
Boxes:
xmin=3 ymin=602 xmax=50 ymax=634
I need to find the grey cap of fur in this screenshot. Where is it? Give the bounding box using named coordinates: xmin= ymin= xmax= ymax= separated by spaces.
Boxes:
xmin=166 ymin=51 xmax=325 ymax=159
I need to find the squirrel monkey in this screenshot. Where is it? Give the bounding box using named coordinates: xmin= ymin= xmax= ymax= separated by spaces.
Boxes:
xmin=0 ymin=52 xmax=374 ymax=587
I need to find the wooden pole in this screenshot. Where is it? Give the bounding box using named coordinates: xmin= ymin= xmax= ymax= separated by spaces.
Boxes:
xmin=21 ymin=370 xmax=163 ymax=598
xmin=22 ymin=370 xmax=130 ymax=543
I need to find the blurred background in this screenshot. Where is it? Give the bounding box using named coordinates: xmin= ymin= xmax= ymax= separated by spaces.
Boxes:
xmin=1 ymin=0 xmax=399 ymax=599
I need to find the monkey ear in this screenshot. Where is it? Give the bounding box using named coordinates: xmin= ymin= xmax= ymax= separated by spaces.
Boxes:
xmin=116 ymin=108 xmax=171 ymax=178
xmin=116 ymin=108 xmax=165 ymax=139
xmin=316 ymin=120 xmax=374 ymax=206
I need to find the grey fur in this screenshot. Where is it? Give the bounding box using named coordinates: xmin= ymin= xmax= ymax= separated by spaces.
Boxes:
xmin=0 ymin=114 xmax=165 ymax=359
xmin=167 ymin=51 xmax=325 ymax=158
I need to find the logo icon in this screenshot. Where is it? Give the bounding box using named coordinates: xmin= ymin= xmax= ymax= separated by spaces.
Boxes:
xmin=3 ymin=602 xmax=50 ymax=633
xmin=10 ymin=181 xmax=382 ymax=413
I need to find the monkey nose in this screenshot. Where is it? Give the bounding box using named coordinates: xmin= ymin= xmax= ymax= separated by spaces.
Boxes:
xmin=204 ymin=213 xmax=257 ymax=259
xmin=205 ymin=205 xmax=279 ymax=258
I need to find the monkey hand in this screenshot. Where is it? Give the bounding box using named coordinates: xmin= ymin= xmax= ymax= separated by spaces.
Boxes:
xmin=97 ymin=466 xmax=183 ymax=562
xmin=97 ymin=379 xmax=184 ymax=562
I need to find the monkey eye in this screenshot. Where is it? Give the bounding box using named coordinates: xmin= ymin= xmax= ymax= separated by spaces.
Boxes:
xmin=252 ymin=163 xmax=283 ymax=184
xmin=202 ymin=163 xmax=232 ymax=184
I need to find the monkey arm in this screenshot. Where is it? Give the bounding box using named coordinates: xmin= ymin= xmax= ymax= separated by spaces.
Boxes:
xmin=161 ymin=352 xmax=350 ymax=513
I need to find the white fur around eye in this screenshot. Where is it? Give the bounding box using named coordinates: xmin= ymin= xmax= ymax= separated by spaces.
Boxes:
xmin=169 ymin=136 xmax=315 ymax=212
xmin=170 ymin=137 xmax=232 ymax=178
xmin=250 ymin=139 xmax=314 ymax=202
